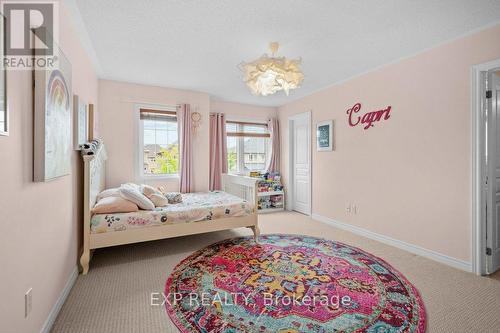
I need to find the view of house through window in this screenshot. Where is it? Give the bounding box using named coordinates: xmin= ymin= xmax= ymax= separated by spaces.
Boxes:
xmin=140 ymin=108 xmax=179 ymax=176
xmin=226 ymin=121 xmax=270 ymax=174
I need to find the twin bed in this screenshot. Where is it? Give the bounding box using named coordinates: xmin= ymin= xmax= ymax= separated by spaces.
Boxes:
xmin=80 ymin=144 xmax=260 ymax=274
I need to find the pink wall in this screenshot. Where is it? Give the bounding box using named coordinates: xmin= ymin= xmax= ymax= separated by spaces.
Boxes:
xmin=0 ymin=2 xmax=99 ymax=333
xmin=210 ymin=100 xmax=277 ymax=121
xmin=279 ymin=24 xmax=500 ymax=263
xmin=1 ymin=6 xmax=494 ymax=331
xmin=99 ymin=80 xmax=210 ymax=191
xmin=98 ymin=84 xmax=277 ymax=191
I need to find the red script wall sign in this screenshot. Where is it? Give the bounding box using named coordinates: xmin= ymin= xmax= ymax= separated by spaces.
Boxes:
xmin=346 ymin=103 xmax=392 ymax=130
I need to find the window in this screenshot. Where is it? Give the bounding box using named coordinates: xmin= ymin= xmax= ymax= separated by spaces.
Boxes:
xmin=226 ymin=120 xmax=270 ymax=174
xmin=139 ymin=107 xmax=179 ymax=177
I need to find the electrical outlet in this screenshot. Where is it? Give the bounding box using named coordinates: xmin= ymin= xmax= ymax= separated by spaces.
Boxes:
xmin=25 ymin=288 xmax=32 ymax=317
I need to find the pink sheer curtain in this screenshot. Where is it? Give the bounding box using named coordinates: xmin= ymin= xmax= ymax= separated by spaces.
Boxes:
xmin=209 ymin=113 xmax=228 ymax=191
xmin=266 ymin=118 xmax=280 ymax=173
xmin=178 ymin=104 xmax=193 ymax=193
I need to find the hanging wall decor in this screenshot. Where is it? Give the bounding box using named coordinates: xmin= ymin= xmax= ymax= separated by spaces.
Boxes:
xmin=316 ymin=120 xmax=333 ymax=151
xmin=346 ymin=103 xmax=392 ymax=130
xmin=33 ymin=48 xmax=72 ymax=182
xmin=191 ymin=111 xmax=201 ymax=133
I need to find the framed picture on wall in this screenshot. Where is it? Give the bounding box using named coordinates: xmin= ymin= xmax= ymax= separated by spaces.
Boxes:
xmin=73 ymin=95 xmax=88 ymax=150
xmin=316 ymin=120 xmax=333 ymax=151
xmin=33 ymin=48 xmax=72 ymax=181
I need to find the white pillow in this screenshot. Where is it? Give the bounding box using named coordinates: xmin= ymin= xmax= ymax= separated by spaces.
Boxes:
xmin=149 ymin=193 xmax=169 ymax=207
xmin=96 ymin=188 xmax=120 ymax=201
xmin=119 ymin=184 xmax=155 ymax=210
xmin=141 ymin=184 xmax=161 ymax=197
xmin=122 ymin=183 xmax=141 ymax=191
xmin=141 ymin=184 xmax=169 ymax=207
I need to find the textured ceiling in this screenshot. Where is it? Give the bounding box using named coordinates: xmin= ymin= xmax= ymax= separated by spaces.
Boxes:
xmin=71 ymin=0 xmax=500 ymax=107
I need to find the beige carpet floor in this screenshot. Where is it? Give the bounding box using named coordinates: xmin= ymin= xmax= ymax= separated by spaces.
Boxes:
xmin=51 ymin=212 xmax=500 ymax=333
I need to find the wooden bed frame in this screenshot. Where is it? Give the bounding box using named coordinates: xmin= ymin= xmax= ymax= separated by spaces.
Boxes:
xmin=80 ymin=144 xmax=260 ymax=274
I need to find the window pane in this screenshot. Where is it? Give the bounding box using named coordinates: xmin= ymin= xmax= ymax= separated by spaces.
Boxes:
xmin=154 ymin=143 xmax=179 ymax=174
xmin=167 ymin=130 xmax=178 ymax=144
xmin=226 ymin=122 xmax=270 ymax=174
xmin=155 ymin=120 xmax=169 ymax=130
xmin=142 ymin=117 xmax=179 ymax=175
xmin=242 ymin=124 xmax=267 ymax=134
xmin=166 ymin=121 xmax=177 ymax=130
xmin=226 ymin=122 xmax=238 ymax=132
xmin=155 ymin=130 xmax=168 ymax=146
xmin=143 ymin=119 xmax=156 ymax=130
xmin=227 ymin=136 xmax=238 ymax=172
xmin=143 ymin=129 xmax=156 ymax=145
xmin=243 ymin=137 xmax=268 ymax=171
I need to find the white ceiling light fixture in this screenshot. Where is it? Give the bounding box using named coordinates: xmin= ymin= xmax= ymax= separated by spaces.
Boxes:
xmin=239 ymin=42 xmax=304 ymax=97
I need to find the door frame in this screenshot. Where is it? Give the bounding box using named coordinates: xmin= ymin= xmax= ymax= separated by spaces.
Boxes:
xmin=472 ymin=58 xmax=500 ymax=275
xmin=287 ymin=111 xmax=312 ymax=215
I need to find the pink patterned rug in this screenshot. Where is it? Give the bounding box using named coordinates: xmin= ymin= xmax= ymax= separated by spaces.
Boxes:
xmin=165 ymin=234 xmax=426 ymax=332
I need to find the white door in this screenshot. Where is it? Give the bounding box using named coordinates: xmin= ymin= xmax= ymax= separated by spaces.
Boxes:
xmin=486 ymin=70 xmax=500 ymax=274
xmin=291 ymin=112 xmax=311 ymax=215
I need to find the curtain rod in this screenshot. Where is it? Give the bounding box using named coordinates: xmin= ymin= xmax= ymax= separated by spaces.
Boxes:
xmin=226 ymin=120 xmax=268 ymax=126
xmin=120 ymin=99 xmax=181 ymax=108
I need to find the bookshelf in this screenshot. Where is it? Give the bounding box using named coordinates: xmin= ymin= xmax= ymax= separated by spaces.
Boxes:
xmin=254 ymin=172 xmax=285 ymax=214
xmin=257 ymin=190 xmax=285 ymax=213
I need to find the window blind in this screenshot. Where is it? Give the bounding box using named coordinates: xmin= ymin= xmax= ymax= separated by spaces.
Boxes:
xmin=139 ymin=108 xmax=177 ymax=122
xmin=226 ymin=120 xmax=270 ymax=138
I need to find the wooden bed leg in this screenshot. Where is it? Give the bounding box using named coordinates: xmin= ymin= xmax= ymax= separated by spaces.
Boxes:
xmin=248 ymin=225 xmax=260 ymax=243
xmin=80 ymin=249 xmax=90 ymax=275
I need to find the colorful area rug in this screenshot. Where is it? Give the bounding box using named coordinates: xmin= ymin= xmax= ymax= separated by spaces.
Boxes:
xmin=165 ymin=234 xmax=426 ymax=332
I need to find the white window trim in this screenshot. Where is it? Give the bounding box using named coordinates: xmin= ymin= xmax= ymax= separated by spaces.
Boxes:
xmin=135 ymin=103 xmax=180 ymax=181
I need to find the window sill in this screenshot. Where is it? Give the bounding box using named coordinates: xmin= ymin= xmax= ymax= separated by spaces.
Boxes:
xmin=228 ymin=171 xmax=266 ymax=177
xmin=140 ymin=174 xmax=179 ymax=180
xmin=228 ymin=172 xmax=247 ymax=176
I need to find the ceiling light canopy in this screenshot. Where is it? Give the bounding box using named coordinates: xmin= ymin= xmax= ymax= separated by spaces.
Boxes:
xmin=239 ymin=42 xmax=304 ymax=97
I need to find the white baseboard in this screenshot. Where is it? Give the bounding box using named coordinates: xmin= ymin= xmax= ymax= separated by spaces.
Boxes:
xmin=40 ymin=266 xmax=78 ymax=333
xmin=312 ymin=213 xmax=472 ymax=272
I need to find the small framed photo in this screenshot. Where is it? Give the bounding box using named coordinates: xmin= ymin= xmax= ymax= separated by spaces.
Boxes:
xmin=316 ymin=120 xmax=333 ymax=151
